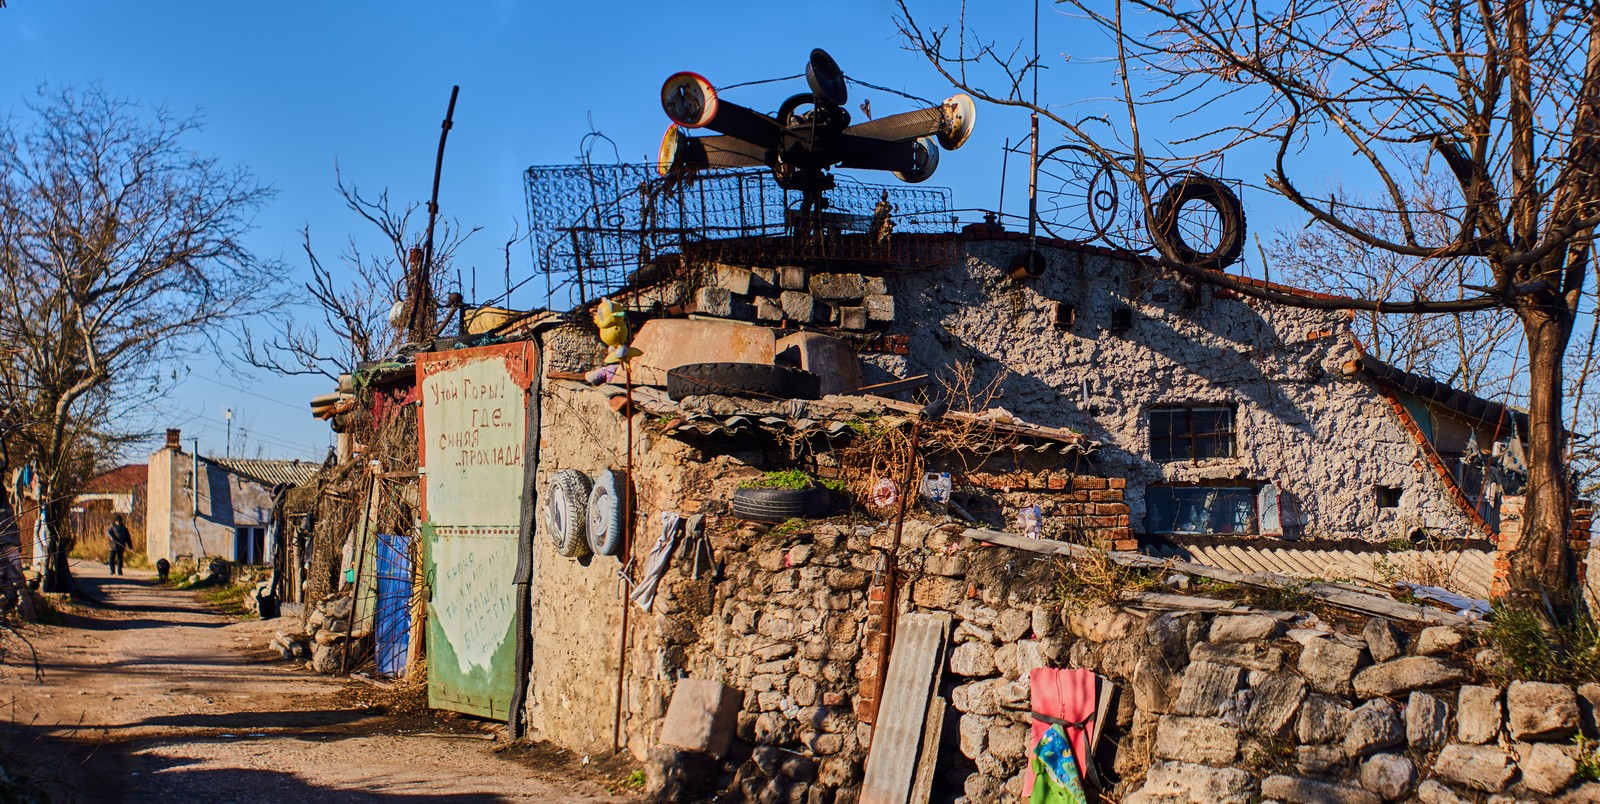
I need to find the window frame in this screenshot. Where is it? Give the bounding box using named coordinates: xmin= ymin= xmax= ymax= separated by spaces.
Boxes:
xmin=1145 ymin=483 xmax=1260 ymax=535
xmin=1149 ymin=405 xmax=1238 ymax=462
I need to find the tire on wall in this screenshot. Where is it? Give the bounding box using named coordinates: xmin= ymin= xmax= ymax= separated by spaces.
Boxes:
xmin=1148 ymin=173 xmax=1247 ymax=271
xmin=666 ymin=362 xmax=823 ymax=402
xmin=731 ymin=485 xmax=829 ymax=523
xmin=587 ymin=469 xmax=629 ymax=557
xmin=546 ymin=469 xmax=592 ymax=559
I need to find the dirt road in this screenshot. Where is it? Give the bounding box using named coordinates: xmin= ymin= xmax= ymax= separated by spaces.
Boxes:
xmin=0 ymin=560 xmax=635 ymax=803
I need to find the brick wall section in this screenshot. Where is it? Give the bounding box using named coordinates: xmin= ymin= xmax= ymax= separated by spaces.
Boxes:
xmin=964 ymin=473 xmax=1133 ymax=550
xmin=1490 ymin=496 xmax=1593 ymax=597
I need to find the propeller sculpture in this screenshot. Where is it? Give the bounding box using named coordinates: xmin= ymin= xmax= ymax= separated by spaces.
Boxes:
xmin=658 ymin=49 xmax=976 ymax=220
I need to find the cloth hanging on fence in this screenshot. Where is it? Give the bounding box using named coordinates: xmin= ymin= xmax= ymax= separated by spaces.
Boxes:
xmin=1024 ymin=667 xmax=1099 ymax=798
xmin=1029 ymin=725 xmax=1088 ymax=804
xmin=630 ymin=512 xmax=683 ymax=612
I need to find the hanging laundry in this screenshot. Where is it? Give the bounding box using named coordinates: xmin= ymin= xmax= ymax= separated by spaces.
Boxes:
xmin=1029 ymin=724 xmax=1088 ymax=804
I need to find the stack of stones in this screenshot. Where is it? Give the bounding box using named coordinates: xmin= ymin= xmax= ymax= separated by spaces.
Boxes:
xmin=690 ymin=266 xmax=895 ymax=331
xmin=293 ymin=591 xmax=365 ymax=674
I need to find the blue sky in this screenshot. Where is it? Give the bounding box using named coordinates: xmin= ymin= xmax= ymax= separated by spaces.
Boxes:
xmin=0 ymin=1 xmax=1299 ymax=463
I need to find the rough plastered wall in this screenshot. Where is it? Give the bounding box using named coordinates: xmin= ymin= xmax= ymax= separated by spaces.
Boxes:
xmin=863 ymin=238 xmax=1475 ymax=542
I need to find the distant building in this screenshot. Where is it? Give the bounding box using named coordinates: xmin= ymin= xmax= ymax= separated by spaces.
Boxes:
xmin=145 ymin=429 xmax=319 ymax=564
xmin=71 ymin=463 xmax=148 ymax=548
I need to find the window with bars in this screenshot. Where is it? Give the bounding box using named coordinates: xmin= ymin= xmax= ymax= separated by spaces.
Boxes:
xmin=1149 ymin=406 xmax=1237 ymax=462
xmin=1146 ymin=485 xmax=1258 ymax=534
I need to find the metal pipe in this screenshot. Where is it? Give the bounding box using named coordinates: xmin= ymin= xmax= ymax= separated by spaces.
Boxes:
xmin=413 ymin=85 xmax=460 ymax=342
xmin=612 ymin=370 xmax=636 ymax=755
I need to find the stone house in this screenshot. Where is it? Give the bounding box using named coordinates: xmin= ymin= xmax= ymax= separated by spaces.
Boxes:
xmin=145 ymin=428 xmax=319 ymax=565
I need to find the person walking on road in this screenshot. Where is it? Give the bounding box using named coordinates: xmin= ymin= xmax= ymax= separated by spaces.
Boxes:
xmin=107 ymin=515 xmax=132 ymax=576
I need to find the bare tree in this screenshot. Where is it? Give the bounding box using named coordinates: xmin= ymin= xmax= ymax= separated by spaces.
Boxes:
xmin=0 ymin=85 xmax=281 ymax=593
xmin=245 ymin=172 xmax=477 ymax=380
xmin=899 ymin=0 xmax=1600 ymax=609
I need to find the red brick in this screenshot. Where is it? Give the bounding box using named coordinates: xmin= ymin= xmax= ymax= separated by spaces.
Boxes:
xmin=1047 ymin=475 xmax=1067 ymax=491
xmin=1108 ymin=477 xmax=1127 ymax=489
xmin=1073 ymin=477 xmax=1110 ymax=491
xmin=1089 ymin=489 xmax=1121 ymax=502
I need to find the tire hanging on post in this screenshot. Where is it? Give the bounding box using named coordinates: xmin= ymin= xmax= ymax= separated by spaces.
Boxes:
xmin=1147 ymin=173 xmax=1247 ymax=271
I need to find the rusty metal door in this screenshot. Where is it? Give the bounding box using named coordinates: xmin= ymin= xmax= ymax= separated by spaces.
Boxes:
xmin=417 ymin=342 xmax=533 ymax=719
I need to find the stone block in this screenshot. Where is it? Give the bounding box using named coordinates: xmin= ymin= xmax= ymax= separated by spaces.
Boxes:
xmin=1415 ymin=780 xmax=1470 ymax=804
xmin=1300 ymin=637 xmax=1367 ymax=696
xmin=1209 ymin=614 xmax=1282 ymax=643
xmin=755 ymin=296 xmax=785 ymax=321
xmin=1123 ymin=761 xmax=1253 ymax=804
xmin=952 ymin=679 xmax=1003 ymax=715
xmin=1413 ymin=626 xmax=1465 ymax=656
xmin=1457 ymin=685 xmax=1503 ymax=744
xmin=1174 ymin=661 xmax=1243 ymax=717
xmin=1146 ymin=612 xmax=1194 ymax=670
xmin=779 ymin=265 xmax=807 ymax=291
xmin=988 ymin=721 xmax=1028 ymax=763
xmin=1360 ymin=754 xmax=1416 ymax=802
xmin=1261 ymin=775 xmax=1382 ymax=804
xmin=1406 ymin=690 xmax=1449 ymax=751
xmin=863 ymin=275 xmax=889 ymax=295
xmin=1506 ymin=681 xmax=1579 ymax=741
xmin=1520 ymin=742 xmax=1578 ymax=796
xmin=863 ymin=294 xmax=895 ymax=322
xmin=1352 ymin=656 xmax=1466 ymax=698
xmin=1191 ymin=640 xmax=1284 ymax=672
xmin=1581 ymin=683 xmax=1600 ymax=738
xmin=947 ymin=640 xmax=998 ymax=679
xmin=837 ymin=306 xmax=868 ymax=331
xmin=996 ymin=608 xmax=1033 ymax=642
xmin=809 ymin=273 xmax=866 ymax=300
xmin=780 ymin=291 xmax=819 ymax=323
xmin=958 ymin=713 xmax=988 ymax=759
xmin=1344 ymin=699 xmax=1405 ymax=757
xmin=1243 ymin=671 xmax=1308 ymax=739
xmin=1297 ymin=695 xmax=1353 ymax=744
xmin=1153 ymin=715 xmax=1240 ymax=765
xmin=1431 ymin=744 xmax=1515 ymax=793
xmin=1032 ymin=606 xmax=1060 ymax=638
xmin=1295 ymin=744 xmax=1348 ymax=775
xmin=1132 ymin=657 xmax=1178 ymax=715
xmin=1069 ymin=604 xmax=1138 ymax=643
xmin=1364 ymin=617 xmax=1407 ymax=663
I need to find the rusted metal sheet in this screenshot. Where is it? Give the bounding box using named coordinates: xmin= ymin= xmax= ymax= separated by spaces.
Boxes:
xmin=861 ymin=612 xmax=951 ymax=804
xmin=417 ymin=341 xmax=533 ymax=720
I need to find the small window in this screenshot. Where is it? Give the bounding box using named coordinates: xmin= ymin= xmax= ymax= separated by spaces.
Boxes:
xmin=1150 ymin=407 xmax=1237 ymax=462
xmin=1109 ymin=307 xmax=1133 ymax=333
xmin=1053 ymin=302 xmax=1075 ymax=329
xmin=1147 ymin=485 xmax=1258 ymax=534
xmin=1375 ymin=486 xmax=1402 ymax=509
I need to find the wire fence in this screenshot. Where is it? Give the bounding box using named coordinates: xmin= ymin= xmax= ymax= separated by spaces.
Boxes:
xmin=524 ymin=164 xmax=958 ymax=311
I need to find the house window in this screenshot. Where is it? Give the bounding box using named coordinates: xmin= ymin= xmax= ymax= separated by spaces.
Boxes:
xmin=1375 ymin=486 xmax=1402 ymax=509
xmin=1150 ymin=407 xmax=1237 ymax=462
xmin=1147 ymin=485 xmax=1258 ymax=534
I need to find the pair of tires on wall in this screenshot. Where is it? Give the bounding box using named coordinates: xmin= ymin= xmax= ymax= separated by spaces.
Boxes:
xmin=545 ymin=469 xmax=628 ymax=559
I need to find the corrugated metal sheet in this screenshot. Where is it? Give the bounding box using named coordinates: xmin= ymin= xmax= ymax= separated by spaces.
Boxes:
xmin=861 ymin=612 xmax=951 ymax=804
xmin=212 ymin=458 xmax=321 ymax=488
xmin=1147 ymin=543 xmax=1494 ymax=600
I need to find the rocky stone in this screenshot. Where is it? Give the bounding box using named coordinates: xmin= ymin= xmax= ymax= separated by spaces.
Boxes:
xmin=1173 ymin=661 xmax=1243 ymax=717
xmin=309 ymin=642 xmax=342 ymax=674
xmin=1521 ymin=742 xmax=1578 ymax=796
xmin=1414 ymin=626 xmax=1465 ymax=656
xmin=1560 ymin=782 xmax=1600 ymax=803
xmin=1070 ymin=604 xmax=1138 ymax=642
xmin=1261 ymin=775 xmax=1382 ymax=804
xmin=1507 ymin=681 xmax=1579 ymax=741
xmin=837 ymin=306 xmax=867 ymax=331
xmin=1209 ymin=614 xmax=1282 ymax=643
xmin=1580 ymin=683 xmax=1600 ymax=737
xmin=1363 ymin=618 xmax=1407 ymax=662
xmin=808 ymin=273 xmax=865 ymax=300
xmin=954 ymin=620 xmax=997 ymax=645
xmin=1456 ymin=684 xmax=1503 ymax=744
xmin=1433 ymin=744 xmax=1516 ymax=793
xmin=1352 ymin=656 xmax=1466 ymax=698
xmin=1122 ymin=760 xmax=1253 ymax=804
xmin=1032 ymin=605 xmax=1059 ymax=638
xmin=1132 ymin=657 xmax=1179 ymax=714
xmin=1153 ymin=716 xmax=1240 ymax=765
xmin=1416 ymin=780 xmax=1472 ymax=804
xmin=1295 ymin=744 xmax=1348 ymax=775
xmin=816 ymin=757 xmax=857 ymax=788
xmin=988 ymin=721 xmax=1028 ymax=763
xmin=1360 ymin=754 xmax=1416 ymax=801
xmin=1300 ymin=638 xmax=1367 ymax=696
xmin=1098 ymin=636 xmax=1144 ymax=679
xmin=1344 ymin=699 xmax=1405 ymax=757
xmin=1297 ymin=695 xmax=1353 ymax=744
xmin=1243 ymin=671 xmax=1307 ymax=739
xmin=1406 ymin=691 xmax=1450 ymax=751
xmin=995 ymin=608 xmax=1032 ymax=642
xmin=863 ymin=294 xmax=895 ymax=322
xmin=950 ymin=641 xmax=997 ymax=677
xmin=1191 ymin=640 xmax=1284 ymax=672
xmin=1116 ymin=710 xmax=1160 ymax=778
xmin=1147 ymin=612 xmax=1193 ymax=670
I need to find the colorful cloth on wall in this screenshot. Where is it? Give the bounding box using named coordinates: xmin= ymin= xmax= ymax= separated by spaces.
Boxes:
xmin=1029 ymin=725 xmax=1088 ymax=804
xmin=1024 ymin=667 xmax=1099 ymax=798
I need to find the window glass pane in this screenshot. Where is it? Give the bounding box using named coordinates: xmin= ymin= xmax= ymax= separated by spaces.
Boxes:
xmin=1147 ymin=485 xmax=1257 ymax=534
xmin=1150 ymin=410 xmax=1187 ymax=461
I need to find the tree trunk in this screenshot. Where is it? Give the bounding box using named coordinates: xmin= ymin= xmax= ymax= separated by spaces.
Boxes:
xmin=39 ymin=489 xmax=74 ymax=594
xmin=1504 ymin=299 xmax=1577 ymax=606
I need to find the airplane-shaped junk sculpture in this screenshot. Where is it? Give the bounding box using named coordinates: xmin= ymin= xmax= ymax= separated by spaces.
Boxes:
xmin=658 ymin=49 xmax=976 ymax=223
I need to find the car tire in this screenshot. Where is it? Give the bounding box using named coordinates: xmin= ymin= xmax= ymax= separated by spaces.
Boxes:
xmin=731 ymin=485 xmax=829 ymax=523
xmin=587 ymin=470 xmax=629 ymax=557
xmin=667 ymin=362 xmax=823 ymax=401
xmin=1148 ymin=173 xmax=1246 ymax=271
xmin=546 ymin=469 xmax=592 ymax=559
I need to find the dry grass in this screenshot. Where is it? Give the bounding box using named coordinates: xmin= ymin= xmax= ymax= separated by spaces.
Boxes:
xmin=1054 ymin=540 xmax=1158 ymax=611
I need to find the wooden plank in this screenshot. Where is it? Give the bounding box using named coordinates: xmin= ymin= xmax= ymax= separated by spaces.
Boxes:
xmin=907 ymin=696 xmax=945 ymax=804
xmin=843 ymin=374 xmax=931 ymax=397
xmin=1121 ymin=591 xmax=1240 ymax=611
xmin=861 ymin=612 xmax=952 ymax=804
xmin=963 ymin=528 xmax=1476 ymax=626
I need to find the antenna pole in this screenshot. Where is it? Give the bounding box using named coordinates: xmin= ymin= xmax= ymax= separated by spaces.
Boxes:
xmin=411 ymin=85 xmax=460 ymax=344
xmin=1027 ymin=0 xmax=1041 ymax=254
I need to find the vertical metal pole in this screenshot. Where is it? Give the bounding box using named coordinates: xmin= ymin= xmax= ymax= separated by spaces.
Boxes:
xmin=1027 ymin=0 xmax=1041 ymax=254
xmin=613 ymin=371 xmax=636 ymax=755
xmin=999 ymin=137 xmax=1011 ymax=216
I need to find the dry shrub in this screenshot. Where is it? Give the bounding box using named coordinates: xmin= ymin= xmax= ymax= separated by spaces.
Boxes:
xmin=1054 ymin=540 xmax=1157 ymax=611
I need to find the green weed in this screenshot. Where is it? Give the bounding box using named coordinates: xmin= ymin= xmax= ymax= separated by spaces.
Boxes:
xmin=1484 ymin=603 xmax=1600 ymax=685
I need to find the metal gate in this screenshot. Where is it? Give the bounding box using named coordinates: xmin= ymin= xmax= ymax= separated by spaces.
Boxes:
xmin=417 ymin=342 xmax=533 ymax=720
xmin=373 ymin=532 xmax=414 ymax=677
